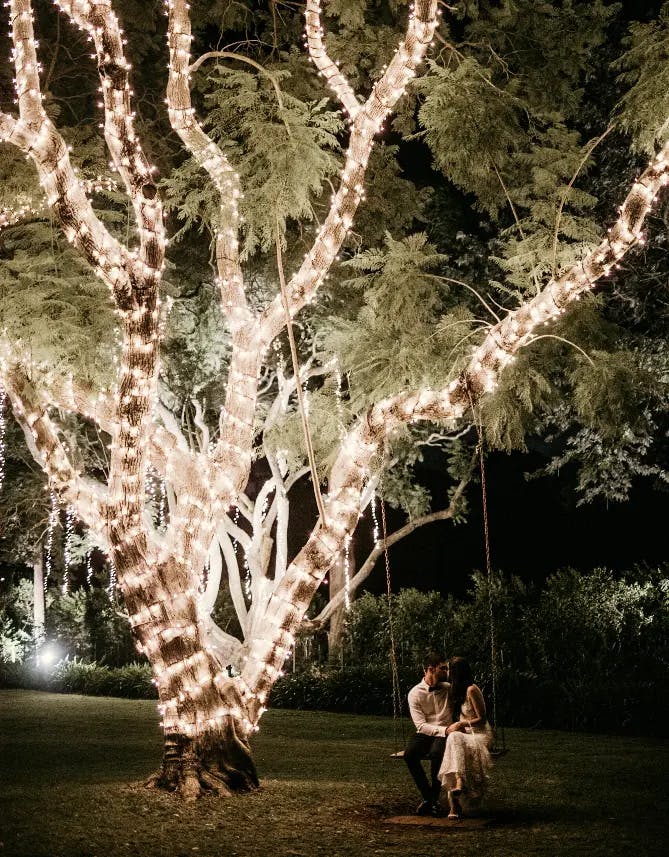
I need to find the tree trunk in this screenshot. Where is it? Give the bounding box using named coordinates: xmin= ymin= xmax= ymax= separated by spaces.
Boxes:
xmin=121 ymin=556 xmax=259 ymax=799
xmin=32 ymin=546 xmax=45 ymax=649
xmin=151 ymin=712 xmax=259 ymax=800
xmin=327 ymin=553 xmax=348 ymax=662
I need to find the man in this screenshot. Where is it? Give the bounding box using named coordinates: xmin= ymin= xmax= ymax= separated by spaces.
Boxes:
xmin=404 ymin=651 xmax=452 ymax=816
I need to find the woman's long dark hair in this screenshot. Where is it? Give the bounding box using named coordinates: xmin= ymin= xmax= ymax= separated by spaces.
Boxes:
xmin=448 ymin=656 xmax=475 ymax=723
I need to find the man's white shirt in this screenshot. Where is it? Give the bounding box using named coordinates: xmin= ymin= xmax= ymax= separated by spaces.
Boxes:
xmin=407 ymin=680 xmax=453 ymax=737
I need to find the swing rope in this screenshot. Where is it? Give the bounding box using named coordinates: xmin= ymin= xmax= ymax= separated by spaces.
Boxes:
xmin=463 ymin=381 xmax=505 ymax=753
xmin=477 ymin=436 xmax=505 ymax=753
xmin=382 ymin=495 xmax=405 ymax=753
xmin=275 ymin=225 xmax=327 ymax=524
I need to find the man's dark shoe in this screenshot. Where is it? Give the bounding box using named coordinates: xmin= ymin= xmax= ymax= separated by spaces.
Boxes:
xmin=416 ymin=800 xmax=440 ymax=817
xmin=416 ymin=800 xmax=433 ymax=816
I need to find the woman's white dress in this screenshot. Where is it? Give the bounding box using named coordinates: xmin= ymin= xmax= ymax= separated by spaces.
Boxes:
xmin=438 ymin=695 xmax=494 ymax=801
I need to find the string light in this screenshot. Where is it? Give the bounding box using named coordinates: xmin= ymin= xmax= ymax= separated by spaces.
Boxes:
xmin=61 ymin=504 xmax=74 ymax=595
xmin=371 ymin=492 xmax=380 ymax=547
xmin=44 ymin=491 xmax=58 ymax=591
xmin=158 ymin=477 xmax=167 ymax=530
xmin=343 ymin=533 xmax=351 ymax=611
xmin=0 ymin=386 xmax=6 ymax=493
xmin=107 ymin=555 xmax=117 ymax=597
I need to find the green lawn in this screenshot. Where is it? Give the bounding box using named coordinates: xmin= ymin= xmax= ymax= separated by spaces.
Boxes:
xmin=0 ymin=690 xmax=667 ymax=857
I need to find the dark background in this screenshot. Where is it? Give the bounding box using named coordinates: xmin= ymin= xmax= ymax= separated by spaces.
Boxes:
xmin=382 ymin=449 xmax=669 ymax=597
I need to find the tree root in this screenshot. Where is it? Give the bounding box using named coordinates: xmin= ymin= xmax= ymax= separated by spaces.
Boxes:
xmin=144 ymin=755 xmax=257 ymax=800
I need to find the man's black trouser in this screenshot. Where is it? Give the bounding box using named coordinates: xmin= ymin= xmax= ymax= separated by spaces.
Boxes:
xmin=403 ymin=732 xmax=447 ymax=803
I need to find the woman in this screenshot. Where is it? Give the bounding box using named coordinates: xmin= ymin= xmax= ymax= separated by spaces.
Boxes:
xmin=438 ymin=657 xmax=494 ymax=819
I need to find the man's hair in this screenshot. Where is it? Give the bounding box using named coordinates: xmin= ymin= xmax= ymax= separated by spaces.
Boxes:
xmin=422 ymin=651 xmax=446 ymax=671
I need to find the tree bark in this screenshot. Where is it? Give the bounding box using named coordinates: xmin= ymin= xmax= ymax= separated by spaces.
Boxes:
xmin=32 ymin=546 xmax=45 ymax=648
xmin=149 ymin=709 xmax=259 ymax=800
xmin=327 ymin=553 xmax=349 ymax=661
xmin=118 ymin=554 xmax=258 ymax=798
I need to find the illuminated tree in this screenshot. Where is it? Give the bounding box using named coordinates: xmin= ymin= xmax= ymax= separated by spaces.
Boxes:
xmin=1 ymin=0 xmax=668 ymax=800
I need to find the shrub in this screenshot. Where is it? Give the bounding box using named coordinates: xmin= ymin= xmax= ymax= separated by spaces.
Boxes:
xmin=271 ymin=664 xmax=417 ymax=715
xmin=48 ymin=659 xmax=157 ymax=699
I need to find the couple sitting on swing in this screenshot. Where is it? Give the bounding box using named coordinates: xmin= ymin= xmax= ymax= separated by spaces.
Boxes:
xmin=404 ymin=652 xmax=494 ymax=820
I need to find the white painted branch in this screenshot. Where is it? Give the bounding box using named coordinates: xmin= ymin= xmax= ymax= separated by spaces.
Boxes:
xmin=203 ymin=617 xmax=243 ymax=668
xmin=192 ymin=399 xmax=210 ymax=452
xmin=258 ymin=0 xmax=439 ymax=346
xmin=156 ymin=403 xmax=190 ymax=451
xmin=200 ymin=536 xmax=223 ymax=617
xmin=216 ymin=523 xmax=249 ymax=636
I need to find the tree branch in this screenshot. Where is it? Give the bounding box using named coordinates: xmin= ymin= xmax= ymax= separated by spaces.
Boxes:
xmin=55 ymin=0 xmax=165 ymax=289
xmin=258 ymin=0 xmax=440 ymax=347
xmin=312 ymin=467 xmax=473 ymax=627
xmin=0 ymin=362 xmax=107 ymax=536
xmin=304 ymin=0 xmax=361 ymax=119
xmin=165 ymin=0 xmax=249 ymax=329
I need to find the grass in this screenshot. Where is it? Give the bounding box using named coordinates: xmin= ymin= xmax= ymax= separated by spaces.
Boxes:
xmin=0 ymin=690 xmax=667 ymax=857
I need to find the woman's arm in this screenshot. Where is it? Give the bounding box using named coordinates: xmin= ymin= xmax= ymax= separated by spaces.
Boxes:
xmin=463 ymin=685 xmax=486 ymax=728
xmin=446 ymin=684 xmax=488 ymax=733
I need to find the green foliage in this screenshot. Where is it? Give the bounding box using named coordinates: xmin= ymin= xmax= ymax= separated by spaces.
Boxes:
xmin=47 ymin=659 xmax=155 ymax=698
xmin=270 ymin=663 xmax=416 ymax=715
xmin=343 ymin=589 xmax=454 ymax=671
xmin=352 ymin=144 xmax=429 ymax=247
xmin=0 ymin=614 xmax=30 ymax=664
xmin=0 ymin=236 xmax=116 ymax=382
xmin=0 ymin=421 xmax=50 ymax=564
xmin=479 ymin=352 xmax=555 ymax=451
xmin=325 ymin=233 xmax=452 ymax=411
xmin=162 ymin=66 xmax=343 ymax=257
xmin=464 ymin=1 xmax=619 ymax=118
xmin=493 ymin=124 xmax=601 ymax=296
xmin=0 ymin=577 xmax=136 ymax=667
xmin=616 ymin=2 xmax=669 ymax=153
xmin=0 ymin=125 xmax=121 ymax=385
xmin=3 ymin=568 xmax=668 ymax=734
xmin=415 ymin=58 xmax=526 ymax=215
xmin=160 ymin=281 xmax=231 ymax=405
xmin=323 ymin=2 xmax=413 ymax=90
xmin=570 ymin=349 xmax=657 ymax=437
xmin=336 ymin=567 xmax=669 ymax=732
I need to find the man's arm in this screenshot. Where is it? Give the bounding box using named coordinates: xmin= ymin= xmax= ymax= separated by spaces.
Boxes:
xmin=407 ymin=688 xmax=447 ymax=738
